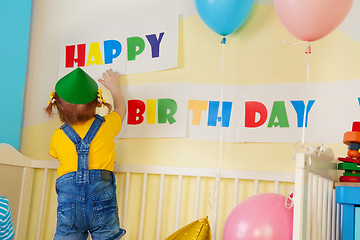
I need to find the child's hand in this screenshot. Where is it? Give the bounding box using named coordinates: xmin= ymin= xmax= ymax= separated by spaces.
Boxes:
xmin=98 ymin=69 xmax=119 ymax=91
xmin=98 ymin=69 xmax=126 ymax=120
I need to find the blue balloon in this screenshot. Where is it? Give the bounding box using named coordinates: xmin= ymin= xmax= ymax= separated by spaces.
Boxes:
xmin=195 ymin=0 xmax=254 ymax=36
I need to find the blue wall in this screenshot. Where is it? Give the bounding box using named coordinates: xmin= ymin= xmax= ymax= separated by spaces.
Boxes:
xmin=0 ymin=0 xmax=32 ymax=149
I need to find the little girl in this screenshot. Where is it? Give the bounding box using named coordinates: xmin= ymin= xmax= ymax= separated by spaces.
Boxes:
xmin=45 ymin=68 xmax=126 ymax=240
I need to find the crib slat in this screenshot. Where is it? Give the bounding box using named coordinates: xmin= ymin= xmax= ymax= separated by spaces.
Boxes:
xmin=254 ymin=179 xmax=259 ymax=195
xmin=174 ymin=175 xmax=183 ymax=231
xmin=306 ymin=173 xmax=317 ymax=239
xmin=233 ymin=178 xmax=239 ymax=208
xmin=274 ymin=181 xmax=279 ymax=194
xmin=122 ymin=172 xmax=131 ymax=230
xmin=212 ymin=176 xmax=220 ymax=240
xmin=54 ymin=209 xmax=57 ymax=236
xmin=292 ymin=166 xmax=307 ymax=240
xmin=53 ymin=170 xmax=58 ymax=235
xmin=36 ymin=168 xmax=48 ymax=240
xmin=326 ymin=181 xmax=333 ymax=240
xmin=331 ymin=189 xmax=336 ymax=240
xmin=16 ymin=167 xmax=34 ymax=240
xmin=322 ymin=179 xmax=329 ymax=240
xmin=317 ymin=176 xmax=323 ymax=240
xmin=312 ymin=174 xmax=319 ymax=240
xmin=194 ymin=176 xmax=201 ymax=220
xmin=155 ymin=174 xmax=165 ymax=240
xmin=138 ymin=173 xmax=148 ymax=240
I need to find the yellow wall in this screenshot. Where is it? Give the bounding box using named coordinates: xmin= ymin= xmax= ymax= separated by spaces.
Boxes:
xmin=21 ymin=4 xmax=360 ymax=172
xmin=19 ymin=2 xmax=360 ymax=239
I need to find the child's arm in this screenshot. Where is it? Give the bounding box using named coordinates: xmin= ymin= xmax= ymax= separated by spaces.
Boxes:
xmin=98 ymin=69 xmax=127 ymax=121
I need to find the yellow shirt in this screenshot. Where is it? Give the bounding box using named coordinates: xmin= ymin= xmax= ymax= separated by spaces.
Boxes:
xmin=49 ymin=111 xmax=122 ymax=177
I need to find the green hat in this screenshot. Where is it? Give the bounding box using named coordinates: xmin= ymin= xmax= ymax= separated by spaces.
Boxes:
xmin=55 ymin=68 xmax=98 ymax=104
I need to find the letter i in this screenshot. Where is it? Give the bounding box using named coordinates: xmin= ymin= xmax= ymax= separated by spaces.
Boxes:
xmin=147 ymin=99 xmax=156 ymax=124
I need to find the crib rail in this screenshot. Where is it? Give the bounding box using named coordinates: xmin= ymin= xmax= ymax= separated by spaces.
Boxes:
xmin=114 ymin=164 xmax=294 ymax=240
xmin=293 ymin=148 xmax=340 ymax=240
xmin=1 ymin=143 xmax=342 ymax=240
xmin=0 ymin=144 xmax=300 ymax=240
xmin=30 ymin=160 xmax=294 ymax=240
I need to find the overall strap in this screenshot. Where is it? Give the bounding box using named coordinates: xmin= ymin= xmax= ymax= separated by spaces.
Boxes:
xmin=60 ymin=115 xmax=105 ymax=184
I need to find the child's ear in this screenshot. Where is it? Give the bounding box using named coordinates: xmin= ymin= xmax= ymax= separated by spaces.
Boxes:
xmin=97 ymin=102 xmax=102 ymax=108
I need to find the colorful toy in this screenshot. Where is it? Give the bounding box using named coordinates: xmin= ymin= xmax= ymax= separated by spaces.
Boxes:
xmin=223 ymin=193 xmax=293 ymax=240
xmin=338 ymin=122 xmax=360 ymax=182
xmin=336 ymin=186 xmax=360 ymax=240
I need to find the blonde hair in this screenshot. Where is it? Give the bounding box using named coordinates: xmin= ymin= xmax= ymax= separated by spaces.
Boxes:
xmin=45 ymin=92 xmax=112 ymax=125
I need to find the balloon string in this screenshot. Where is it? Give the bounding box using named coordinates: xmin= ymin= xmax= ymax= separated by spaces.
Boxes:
xmin=301 ymin=42 xmax=311 ymax=146
xmin=208 ymin=38 xmax=226 ymax=240
xmin=283 ymin=40 xmax=311 ymax=146
xmin=219 ymin=39 xmax=225 ymax=172
xmin=282 ymin=40 xmax=311 ymax=208
xmin=282 ymin=40 xmax=310 ymax=145
xmin=306 ymin=42 xmax=310 ymax=86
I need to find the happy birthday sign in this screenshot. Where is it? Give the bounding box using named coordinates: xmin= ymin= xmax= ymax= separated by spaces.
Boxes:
xmin=118 ymin=80 xmax=360 ymax=143
xmin=58 ymin=13 xmax=178 ymax=79
xmin=64 ymin=34 xmax=165 ymax=68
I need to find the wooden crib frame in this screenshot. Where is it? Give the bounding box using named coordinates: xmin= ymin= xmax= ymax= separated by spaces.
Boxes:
xmin=0 ymin=143 xmax=339 ymax=240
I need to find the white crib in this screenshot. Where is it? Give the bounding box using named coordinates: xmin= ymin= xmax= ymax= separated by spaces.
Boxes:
xmin=293 ymin=147 xmax=340 ymax=240
xmin=0 ymin=143 xmax=339 ymax=240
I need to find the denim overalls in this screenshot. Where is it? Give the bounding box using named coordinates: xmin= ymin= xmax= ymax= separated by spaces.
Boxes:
xmin=54 ymin=115 xmax=126 ymax=240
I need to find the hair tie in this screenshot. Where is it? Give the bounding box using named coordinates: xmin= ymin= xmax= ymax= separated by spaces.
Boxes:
xmin=48 ymin=91 xmax=56 ymax=105
xmin=97 ymin=89 xmax=106 ymax=106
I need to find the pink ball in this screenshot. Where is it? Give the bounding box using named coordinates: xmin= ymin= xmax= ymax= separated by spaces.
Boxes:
xmin=223 ymin=193 xmax=293 ymax=240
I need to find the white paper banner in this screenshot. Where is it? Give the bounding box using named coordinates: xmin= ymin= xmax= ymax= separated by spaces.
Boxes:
xmin=58 ymin=13 xmax=178 ymax=79
xmin=119 ymin=83 xmax=189 ymax=138
xmin=117 ymin=80 xmax=360 ymax=143
xmin=236 ymin=80 xmax=359 ymax=143
xmin=187 ymin=84 xmax=241 ymax=142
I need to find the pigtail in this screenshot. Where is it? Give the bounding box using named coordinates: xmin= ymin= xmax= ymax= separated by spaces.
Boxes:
xmin=102 ymin=101 xmax=113 ymax=113
xmin=45 ymin=102 xmax=55 ymax=117
xmin=97 ymin=89 xmax=112 ymax=113
xmin=45 ymin=91 xmax=57 ymax=117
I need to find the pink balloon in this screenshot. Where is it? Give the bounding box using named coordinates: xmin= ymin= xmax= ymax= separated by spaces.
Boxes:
xmin=274 ymin=0 xmax=353 ymax=42
xmin=223 ymin=193 xmax=293 ymax=240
